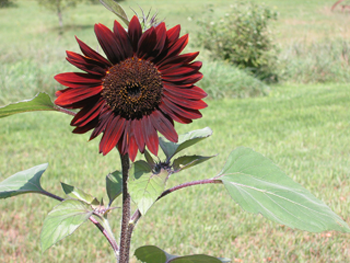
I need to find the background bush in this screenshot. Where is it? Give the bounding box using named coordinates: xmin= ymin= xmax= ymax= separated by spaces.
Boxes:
xmin=0 ymin=0 xmax=16 ymax=7
xmin=196 ymin=2 xmax=278 ymax=82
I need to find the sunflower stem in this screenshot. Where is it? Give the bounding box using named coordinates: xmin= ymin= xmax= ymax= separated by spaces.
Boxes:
xmin=119 ymin=152 xmax=131 ymax=263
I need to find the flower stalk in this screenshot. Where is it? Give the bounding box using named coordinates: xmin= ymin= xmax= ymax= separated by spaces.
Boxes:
xmin=119 ymin=153 xmax=131 ymax=263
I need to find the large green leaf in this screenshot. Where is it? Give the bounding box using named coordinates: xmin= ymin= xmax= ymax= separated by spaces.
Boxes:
xmin=218 ymin=147 xmax=350 ymax=232
xmin=41 ymin=199 xmax=93 ymax=252
xmin=61 ymin=182 xmax=99 ymax=205
xmin=106 ymin=171 xmax=123 ymax=206
xmin=0 ymin=163 xmax=47 ymax=198
xmin=173 ymin=155 xmax=216 ymax=172
xmin=0 ymin=92 xmax=56 ymax=118
xmin=135 ymin=245 xmax=228 ymax=263
xmin=159 ymin=127 xmax=213 ymax=160
xmin=99 ymin=0 xmax=129 ymax=26
xmin=129 ymin=161 xmax=168 ymax=215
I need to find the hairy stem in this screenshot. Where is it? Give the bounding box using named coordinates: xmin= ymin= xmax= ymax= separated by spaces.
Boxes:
xmin=41 ymin=190 xmax=119 ymax=258
xmin=53 ymin=105 xmax=76 ymax=116
xmin=119 ymin=153 xmax=131 ymax=263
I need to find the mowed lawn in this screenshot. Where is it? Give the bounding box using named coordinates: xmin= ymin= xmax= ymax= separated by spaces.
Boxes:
xmin=0 ymin=0 xmax=350 ymax=262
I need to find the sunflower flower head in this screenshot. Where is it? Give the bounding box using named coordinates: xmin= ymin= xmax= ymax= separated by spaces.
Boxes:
xmin=54 ymin=16 xmax=207 ymax=161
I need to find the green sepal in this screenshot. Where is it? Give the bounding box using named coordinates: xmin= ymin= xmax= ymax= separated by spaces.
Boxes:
xmin=218 ymin=147 xmax=350 ymax=233
xmin=0 ymin=163 xmax=47 ymax=198
xmin=172 ymin=155 xmax=216 ymax=172
xmin=61 ymin=182 xmax=99 ymax=206
xmin=159 ymin=127 xmax=213 ymax=161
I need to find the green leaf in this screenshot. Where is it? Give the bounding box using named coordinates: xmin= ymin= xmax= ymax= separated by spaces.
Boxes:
xmin=159 ymin=127 xmax=213 ymax=160
xmin=135 ymin=245 xmax=168 ymax=263
xmin=218 ymin=147 xmax=350 ymax=232
xmin=129 ymin=161 xmax=168 ymax=215
xmin=144 ymin=150 xmax=156 ymax=168
xmin=0 ymin=163 xmax=47 ymax=198
xmin=135 ymin=245 xmax=227 ymax=263
xmin=0 ymin=92 xmax=56 ymax=118
xmin=41 ymin=199 xmax=93 ymax=252
xmin=61 ymin=182 xmax=99 ymax=205
xmin=99 ymin=0 xmax=129 ymax=26
xmin=170 ymin=255 xmax=223 ymax=263
xmin=106 ymin=171 xmax=123 ymax=206
xmin=173 ymin=155 xmax=216 ymax=172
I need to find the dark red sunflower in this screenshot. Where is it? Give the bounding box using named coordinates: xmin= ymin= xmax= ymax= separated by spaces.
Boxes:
xmin=54 ymin=16 xmax=207 ymax=161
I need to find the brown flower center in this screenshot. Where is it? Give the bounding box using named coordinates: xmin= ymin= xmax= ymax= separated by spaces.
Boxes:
xmin=102 ymin=57 xmax=163 ymax=119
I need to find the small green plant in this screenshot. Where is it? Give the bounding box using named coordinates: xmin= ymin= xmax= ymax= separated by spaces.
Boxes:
xmin=196 ymin=2 xmax=278 ymax=81
xmin=0 ymin=0 xmax=16 ymax=8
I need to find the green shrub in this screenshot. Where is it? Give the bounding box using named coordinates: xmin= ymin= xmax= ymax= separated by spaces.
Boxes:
xmin=0 ymin=0 xmax=16 ymax=7
xmin=196 ymin=2 xmax=278 ymax=82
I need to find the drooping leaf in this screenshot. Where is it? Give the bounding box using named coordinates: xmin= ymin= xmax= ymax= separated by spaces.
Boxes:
xmin=0 ymin=163 xmax=47 ymax=198
xmin=129 ymin=161 xmax=168 ymax=215
xmin=99 ymin=0 xmax=129 ymax=26
xmin=218 ymin=147 xmax=350 ymax=232
xmin=41 ymin=199 xmax=93 ymax=252
xmin=135 ymin=245 xmax=228 ymax=263
xmin=173 ymin=155 xmax=216 ymax=172
xmin=159 ymin=127 xmax=213 ymax=160
xmin=106 ymin=171 xmax=122 ymax=206
xmin=61 ymin=182 xmax=99 ymax=205
xmin=0 ymin=92 xmax=56 ymax=118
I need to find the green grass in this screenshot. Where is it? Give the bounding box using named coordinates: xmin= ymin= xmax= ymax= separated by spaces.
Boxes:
xmin=1 ymin=0 xmax=350 ymax=262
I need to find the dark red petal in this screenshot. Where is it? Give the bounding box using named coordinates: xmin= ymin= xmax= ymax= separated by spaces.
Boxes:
xmin=128 ymin=124 xmax=139 ymax=161
xmin=54 ymin=72 xmax=102 ymax=88
xmin=164 ymin=83 xmax=207 ymax=100
xmin=90 ymin=109 xmax=112 ymax=140
xmin=141 ymin=116 xmax=159 ymax=156
xmin=157 ymin=52 xmax=199 ymax=70
xmin=70 ymin=99 xmax=104 ymax=127
xmin=153 ymin=22 xmax=167 ymax=57
xmin=162 ymin=72 xmax=203 ymax=84
xmin=113 ymin=20 xmax=133 ymax=59
xmin=128 ymin=16 xmax=142 ymax=52
xmin=75 ymin=36 xmax=111 ymax=66
xmin=161 ymin=61 xmax=202 ymax=77
xmin=137 ymin=27 xmax=157 ymax=59
xmin=66 ymin=51 xmax=109 ymax=76
xmin=55 ymin=89 xmax=100 ymax=109
xmin=158 ymin=101 xmax=192 ymax=124
xmin=100 ymin=115 xmax=125 ymax=155
xmin=55 ymin=86 xmax=102 ymax=106
xmin=94 ymin=23 xmax=122 ymax=64
xmin=131 ymin=119 xmax=145 ymax=153
xmin=72 ymin=118 xmax=99 ymax=134
xmin=118 ymin=120 xmax=130 ymax=156
xmin=163 ymin=90 xmax=207 ymax=110
xmin=163 ymin=97 xmax=202 ymax=120
xmin=166 ymin=25 xmax=181 ymax=45
xmin=150 ymin=110 xmax=178 ymax=142
xmin=163 ymin=34 xmax=189 ymax=60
